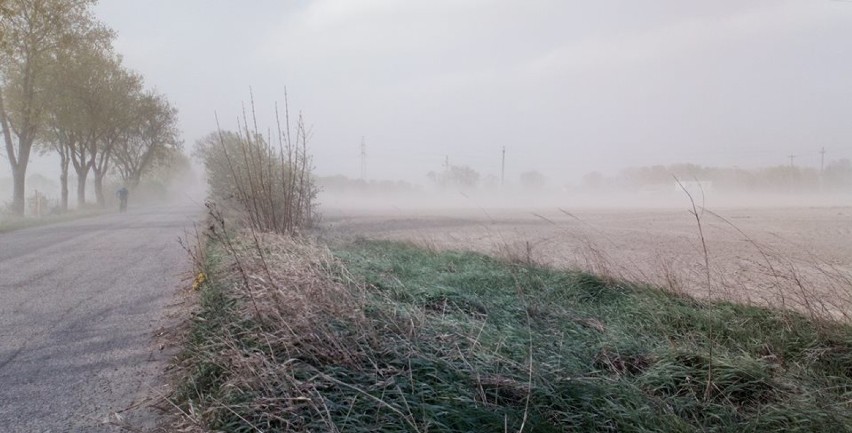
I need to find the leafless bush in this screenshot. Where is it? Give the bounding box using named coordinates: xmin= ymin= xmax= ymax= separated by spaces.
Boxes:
xmin=195 ymin=90 xmax=317 ymax=235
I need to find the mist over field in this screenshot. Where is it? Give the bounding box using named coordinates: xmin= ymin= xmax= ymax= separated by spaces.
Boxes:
xmin=110 ymin=0 xmax=852 ymax=184
xmin=4 ymin=0 xmax=850 ymax=216
xmin=317 ymin=168 xmax=852 ymax=212
xmin=3 ymin=2 xmax=852 ymax=432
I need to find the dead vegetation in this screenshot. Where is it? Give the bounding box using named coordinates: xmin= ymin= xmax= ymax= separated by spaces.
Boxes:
xmin=330 ymin=206 xmax=852 ymax=324
xmin=170 ymin=219 xmax=852 ymax=432
xmin=194 ymin=91 xmax=317 ymax=235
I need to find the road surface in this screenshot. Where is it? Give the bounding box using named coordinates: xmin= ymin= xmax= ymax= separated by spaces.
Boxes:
xmin=0 ymin=205 xmax=201 ymax=432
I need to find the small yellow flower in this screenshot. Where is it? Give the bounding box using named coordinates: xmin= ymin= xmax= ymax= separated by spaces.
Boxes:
xmin=192 ymin=272 xmax=207 ymax=290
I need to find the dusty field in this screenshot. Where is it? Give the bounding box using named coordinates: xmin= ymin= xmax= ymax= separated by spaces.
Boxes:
xmin=323 ymin=205 xmax=852 ymax=320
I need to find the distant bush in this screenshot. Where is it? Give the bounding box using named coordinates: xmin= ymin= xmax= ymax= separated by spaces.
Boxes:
xmin=520 ymin=170 xmax=547 ymax=190
xmin=589 ymin=161 xmax=852 ymax=193
xmin=318 ymin=175 xmax=421 ymax=196
xmin=427 ymin=164 xmax=481 ymax=189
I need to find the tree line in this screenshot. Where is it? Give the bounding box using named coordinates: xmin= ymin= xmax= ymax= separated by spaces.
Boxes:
xmin=0 ymin=0 xmax=181 ymax=215
xmin=583 ymin=161 xmax=852 ymax=193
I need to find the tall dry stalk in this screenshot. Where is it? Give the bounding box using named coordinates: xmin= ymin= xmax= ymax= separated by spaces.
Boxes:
xmin=674 ymin=176 xmax=716 ymax=402
xmin=201 ymin=90 xmax=317 ymax=235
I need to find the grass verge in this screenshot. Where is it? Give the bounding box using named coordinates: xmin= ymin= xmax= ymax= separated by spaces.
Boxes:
xmin=173 ymin=234 xmax=852 ymax=432
xmin=0 ymin=208 xmax=107 ymax=233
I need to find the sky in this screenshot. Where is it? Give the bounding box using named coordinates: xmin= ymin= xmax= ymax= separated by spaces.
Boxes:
xmin=7 ymin=0 xmax=852 ymax=184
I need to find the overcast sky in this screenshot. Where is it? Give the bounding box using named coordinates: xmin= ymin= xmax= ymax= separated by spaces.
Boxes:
xmin=9 ymin=0 xmax=852 ymax=184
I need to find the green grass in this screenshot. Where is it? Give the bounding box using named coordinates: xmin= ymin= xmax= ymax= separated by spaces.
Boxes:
xmin=176 ymin=238 xmax=852 ymax=432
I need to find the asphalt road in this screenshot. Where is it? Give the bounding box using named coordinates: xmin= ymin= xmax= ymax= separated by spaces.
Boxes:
xmin=0 ymin=204 xmax=202 ymax=432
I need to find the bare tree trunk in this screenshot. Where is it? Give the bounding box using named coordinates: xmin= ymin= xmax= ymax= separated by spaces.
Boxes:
xmin=59 ymin=157 xmax=69 ymax=211
xmin=60 ymin=172 xmax=69 ymax=211
xmin=94 ymin=173 xmax=105 ymax=207
xmin=76 ymin=172 xmax=87 ymax=207
xmin=92 ymin=142 xmax=114 ymax=208
xmin=1 ymin=93 xmax=28 ymax=216
xmin=128 ymin=174 xmax=141 ymax=190
xmin=12 ymin=166 xmax=26 ymax=215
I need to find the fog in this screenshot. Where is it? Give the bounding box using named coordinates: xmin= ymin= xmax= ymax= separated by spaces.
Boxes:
xmin=108 ymin=0 xmax=852 ymax=184
xmin=6 ymin=5 xmax=852 ymax=432
xmin=317 ymin=176 xmax=852 ymax=214
xmin=4 ymin=0 xmax=852 ymax=208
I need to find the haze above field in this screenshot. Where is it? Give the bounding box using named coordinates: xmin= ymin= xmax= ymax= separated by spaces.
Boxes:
xmin=4 ymin=0 xmax=852 ymax=187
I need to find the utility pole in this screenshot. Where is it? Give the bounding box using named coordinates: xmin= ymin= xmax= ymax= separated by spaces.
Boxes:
xmin=820 ymin=147 xmax=826 ymax=173
xmin=501 ymin=146 xmax=506 ymax=187
xmin=360 ymin=137 xmax=367 ymax=181
xmin=444 ymin=155 xmax=449 ymax=171
xmin=788 ymin=154 xmax=796 ymax=168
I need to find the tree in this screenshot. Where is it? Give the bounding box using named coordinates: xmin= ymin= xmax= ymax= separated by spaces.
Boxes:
xmin=43 ymin=32 xmax=117 ymax=207
xmin=86 ymin=57 xmax=142 ymax=206
xmin=113 ymin=91 xmax=181 ymax=189
xmin=39 ymin=21 xmax=112 ymax=210
xmin=582 ymin=171 xmax=604 ymax=190
xmin=519 ymin=170 xmax=547 ymax=190
xmin=143 ymin=147 xmax=191 ymax=186
xmin=620 ymin=165 xmax=670 ymax=187
xmin=428 ymin=164 xmax=480 ymax=189
xmin=824 ymin=159 xmax=852 ymax=190
xmin=0 ymin=0 xmax=98 ymax=214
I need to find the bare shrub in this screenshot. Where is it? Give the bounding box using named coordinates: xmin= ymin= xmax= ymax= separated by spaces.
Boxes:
xmin=195 ymin=91 xmax=317 ymax=234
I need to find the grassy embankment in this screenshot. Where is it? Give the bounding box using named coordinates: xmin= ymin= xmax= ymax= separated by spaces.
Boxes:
xmin=0 ymin=208 xmax=107 ymax=233
xmin=173 ymin=230 xmax=851 ymax=432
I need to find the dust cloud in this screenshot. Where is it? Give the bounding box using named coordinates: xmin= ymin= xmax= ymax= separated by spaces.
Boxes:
xmin=318 ymin=170 xmax=851 ymax=212
xmin=318 ymin=174 xmax=852 ymax=320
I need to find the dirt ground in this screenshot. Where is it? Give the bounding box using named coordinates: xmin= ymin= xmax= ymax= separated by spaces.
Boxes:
xmin=322 ymin=204 xmax=852 ymax=320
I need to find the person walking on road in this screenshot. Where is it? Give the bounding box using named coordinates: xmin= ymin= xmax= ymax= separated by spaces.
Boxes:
xmin=117 ymin=186 xmax=129 ymax=212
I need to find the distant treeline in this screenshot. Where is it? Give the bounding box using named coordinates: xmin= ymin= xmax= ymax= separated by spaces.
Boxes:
xmin=583 ymin=161 xmax=852 ymax=193
xmin=1 ymin=0 xmax=183 ymax=215
xmin=318 ymin=175 xmax=422 ymax=195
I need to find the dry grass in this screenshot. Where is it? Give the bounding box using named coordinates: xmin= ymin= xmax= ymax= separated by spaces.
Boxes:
xmin=326 ymin=206 xmax=852 ymax=324
xmin=173 ymin=222 xmax=378 ymax=431
xmin=170 ymin=219 xmax=852 ymax=432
